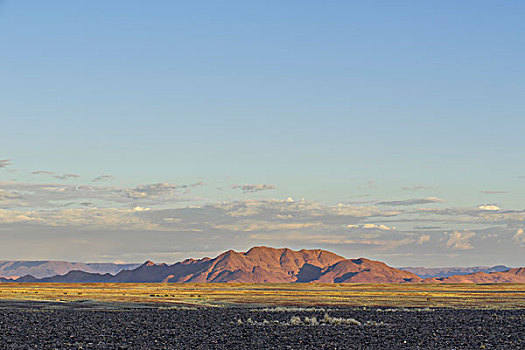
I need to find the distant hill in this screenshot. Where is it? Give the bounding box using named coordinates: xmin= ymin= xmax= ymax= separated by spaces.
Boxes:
xmin=0 ymin=261 xmax=140 ymax=279
xmin=422 ymin=268 xmax=525 ymax=283
xmin=400 ymin=265 xmax=511 ymax=279
xmin=1 ymin=247 xmax=523 ymax=284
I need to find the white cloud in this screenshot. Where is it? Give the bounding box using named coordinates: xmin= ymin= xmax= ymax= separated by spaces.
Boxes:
xmin=446 ymin=230 xmax=476 ymax=250
xmin=132 ymin=206 xmax=150 ymax=212
xmin=513 ymin=228 xmax=525 ymax=244
xmin=347 ymin=223 xmax=396 ymax=230
xmin=478 ymin=204 xmax=500 ymax=211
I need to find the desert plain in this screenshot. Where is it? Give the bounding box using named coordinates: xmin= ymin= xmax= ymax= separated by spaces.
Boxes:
xmin=1 ymin=282 xmax=525 ymax=309
xmin=0 ymin=283 xmax=524 ymax=349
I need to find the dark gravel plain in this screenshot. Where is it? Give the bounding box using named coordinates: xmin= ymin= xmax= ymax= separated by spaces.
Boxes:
xmin=0 ymin=300 xmax=524 ymax=349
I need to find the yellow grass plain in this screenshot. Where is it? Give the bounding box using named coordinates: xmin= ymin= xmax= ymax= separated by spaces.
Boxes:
xmin=1 ymin=283 xmax=524 ymax=309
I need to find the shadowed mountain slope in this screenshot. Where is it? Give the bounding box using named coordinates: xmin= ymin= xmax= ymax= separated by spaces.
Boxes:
xmin=316 ymin=258 xmax=421 ymax=283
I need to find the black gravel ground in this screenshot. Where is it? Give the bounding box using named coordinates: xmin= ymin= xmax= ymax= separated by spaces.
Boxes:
xmin=0 ymin=300 xmax=524 ymax=349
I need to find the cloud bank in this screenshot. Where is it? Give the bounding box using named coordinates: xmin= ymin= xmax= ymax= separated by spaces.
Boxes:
xmin=1 ymin=176 xmax=524 ymax=265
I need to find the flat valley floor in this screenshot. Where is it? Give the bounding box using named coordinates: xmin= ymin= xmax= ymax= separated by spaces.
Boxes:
xmin=0 ymin=283 xmax=524 ymax=349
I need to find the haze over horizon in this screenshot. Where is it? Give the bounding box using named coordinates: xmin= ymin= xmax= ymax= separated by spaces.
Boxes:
xmin=1 ymin=1 xmax=524 ymax=267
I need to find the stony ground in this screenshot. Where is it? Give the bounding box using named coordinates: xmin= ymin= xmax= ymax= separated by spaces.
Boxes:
xmin=0 ymin=300 xmax=524 ymax=349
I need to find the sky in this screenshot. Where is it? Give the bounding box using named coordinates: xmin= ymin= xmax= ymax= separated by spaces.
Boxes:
xmin=1 ymin=1 xmax=525 ymax=267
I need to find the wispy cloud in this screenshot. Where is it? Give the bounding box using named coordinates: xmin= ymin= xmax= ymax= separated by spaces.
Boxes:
xmin=0 ymin=190 xmax=20 ymax=199
xmin=232 ymin=184 xmax=276 ymax=193
xmin=0 ymin=190 xmax=24 ymax=206
xmin=402 ymin=185 xmax=430 ymax=191
xmin=92 ymin=175 xmax=114 ymax=182
xmin=54 ymin=173 xmax=81 ymax=180
xmin=413 ymin=225 xmax=441 ymax=230
xmin=0 ymin=159 xmax=11 ymax=168
xmin=123 ymin=182 xmax=178 ymax=199
xmin=378 ymin=197 xmax=443 ymax=206
xmin=0 ymin=180 xmax=195 ymax=209
xmin=247 ymin=232 xmax=414 ymax=250
xmin=216 ymin=221 xmax=323 ymax=232
xmin=0 ymin=207 xmax=158 ymax=230
xmin=32 ymin=170 xmax=56 ymax=175
xmin=0 ymin=197 xmax=403 ymax=233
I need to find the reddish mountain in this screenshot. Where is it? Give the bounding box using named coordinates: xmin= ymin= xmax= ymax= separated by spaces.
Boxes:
xmin=0 ymin=247 xmax=422 ymax=283
xmin=1 ymin=247 xmax=522 ymax=284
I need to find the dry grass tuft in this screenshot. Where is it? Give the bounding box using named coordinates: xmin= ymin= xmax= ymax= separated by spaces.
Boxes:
xmin=235 ymin=313 xmax=373 ymax=327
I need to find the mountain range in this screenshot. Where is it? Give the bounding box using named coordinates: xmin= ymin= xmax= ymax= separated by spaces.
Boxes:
xmin=399 ymin=265 xmax=511 ymax=279
xmin=1 ymin=247 xmax=524 ymax=284
xmin=0 ymin=260 xmax=140 ymax=279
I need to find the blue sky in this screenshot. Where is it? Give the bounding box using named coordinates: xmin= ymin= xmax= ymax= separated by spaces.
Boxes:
xmin=1 ymin=1 xmax=525 ymax=265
